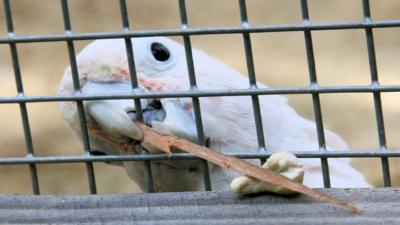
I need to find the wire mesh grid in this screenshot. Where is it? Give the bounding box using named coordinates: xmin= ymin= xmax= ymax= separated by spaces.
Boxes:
xmin=1 ymin=0 xmax=400 ymax=195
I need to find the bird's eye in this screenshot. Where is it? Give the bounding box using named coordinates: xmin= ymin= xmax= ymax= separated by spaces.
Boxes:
xmin=151 ymin=42 xmax=170 ymax=62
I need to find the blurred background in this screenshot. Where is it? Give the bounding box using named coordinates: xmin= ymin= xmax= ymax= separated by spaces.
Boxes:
xmin=0 ymin=0 xmax=399 ymax=194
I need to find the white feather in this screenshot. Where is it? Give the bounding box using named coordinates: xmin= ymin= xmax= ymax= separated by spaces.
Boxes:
xmin=58 ymin=37 xmax=371 ymax=192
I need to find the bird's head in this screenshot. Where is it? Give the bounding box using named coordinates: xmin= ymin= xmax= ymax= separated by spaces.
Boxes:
xmin=58 ymin=37 xmax=245 ymax=156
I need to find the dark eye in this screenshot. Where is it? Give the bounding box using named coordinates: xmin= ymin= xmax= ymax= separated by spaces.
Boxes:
xmin=151 ymin=42 xmax=170 ymax=62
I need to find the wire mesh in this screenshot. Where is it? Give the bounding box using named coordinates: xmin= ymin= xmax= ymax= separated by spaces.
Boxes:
xmin=1 ymin=0 xmax=399 ymax=194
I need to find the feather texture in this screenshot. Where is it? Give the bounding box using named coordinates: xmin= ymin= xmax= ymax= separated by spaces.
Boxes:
xmin=58 ymin=37 xmax=371 ymax=192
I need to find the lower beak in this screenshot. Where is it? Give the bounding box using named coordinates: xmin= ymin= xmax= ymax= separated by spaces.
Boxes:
xmin=128 ymin=99 xmax=199 ymax=144
xmin=150 ymin=100 xmax=199 ymax=144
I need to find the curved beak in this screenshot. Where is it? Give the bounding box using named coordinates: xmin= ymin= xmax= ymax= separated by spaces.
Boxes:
xmin=81 ymin=81 xmax=199 ymax=154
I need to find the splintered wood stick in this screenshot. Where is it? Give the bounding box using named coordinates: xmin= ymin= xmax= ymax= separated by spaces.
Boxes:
xmin=88 ymin=122 xmax=360 ymax=213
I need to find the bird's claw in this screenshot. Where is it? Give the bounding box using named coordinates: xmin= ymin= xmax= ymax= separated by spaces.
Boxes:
xmin=230 ymin=151 xmax=304 ymax=195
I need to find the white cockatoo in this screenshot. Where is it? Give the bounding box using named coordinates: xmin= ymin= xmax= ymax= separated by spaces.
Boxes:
xmin=58 ymin=37 xmax=371 ymax=193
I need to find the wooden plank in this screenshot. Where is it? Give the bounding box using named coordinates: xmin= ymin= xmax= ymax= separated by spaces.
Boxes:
xmin=0 ymin=188 xmax=398 ymax=225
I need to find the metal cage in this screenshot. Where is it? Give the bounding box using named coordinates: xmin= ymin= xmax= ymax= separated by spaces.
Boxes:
xmin=1 ymin=0 xmax=399 ymax=195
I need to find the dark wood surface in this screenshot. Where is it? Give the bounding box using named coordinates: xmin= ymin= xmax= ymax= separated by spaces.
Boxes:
xmin=0 ymin=188 xmax=398 ymax=224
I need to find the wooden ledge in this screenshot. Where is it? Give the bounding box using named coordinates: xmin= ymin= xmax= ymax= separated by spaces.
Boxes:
xmin=0 ymin=188 xmax=398 ymax=225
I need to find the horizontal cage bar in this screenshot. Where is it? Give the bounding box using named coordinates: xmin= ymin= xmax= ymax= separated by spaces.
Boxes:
xmin=0 ymin=84 xmax=399 ymax=104
xmin=0 ymin=150 xmax=398 ymax=165
xmin=1 ymin=20 xmax=400 ymax=44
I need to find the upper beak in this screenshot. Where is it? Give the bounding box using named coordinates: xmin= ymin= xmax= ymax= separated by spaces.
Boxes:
xmin=81 ymin=81 xmax=199 ymax=153
xmin=82 ymin=82 xmax=145 ymax=142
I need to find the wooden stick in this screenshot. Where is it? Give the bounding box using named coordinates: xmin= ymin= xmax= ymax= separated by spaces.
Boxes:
xmin=88 ymin=122 xmax=360 ymax=213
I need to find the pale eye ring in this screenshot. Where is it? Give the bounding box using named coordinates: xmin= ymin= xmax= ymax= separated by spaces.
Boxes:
xmin=150 ymin=42 xmax=170 ymax=62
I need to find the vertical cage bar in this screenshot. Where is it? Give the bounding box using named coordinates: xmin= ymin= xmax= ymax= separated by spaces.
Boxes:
xmin=60 ymin=0 xmax=97 ymax=194
xmin=178 ymin=0 xmax=212 ymax=191
xmin=300 ymin=0 xmax=331 ymax=188
xmin=3 ymin=0 xmax=40 ymax=195
xmin=238 ymin=0 xmax=267 ymax=165
xmin=118 ymin=0 xmax=155 ymax=193
xmin=362 ymin=0 xmax=391 ymax=187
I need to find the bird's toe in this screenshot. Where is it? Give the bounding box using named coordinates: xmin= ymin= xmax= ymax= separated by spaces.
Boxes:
xmin=230 ymin=151 xmax=304 ymax=195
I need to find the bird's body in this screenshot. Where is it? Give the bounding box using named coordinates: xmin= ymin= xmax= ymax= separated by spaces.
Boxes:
xmin=58 ymin=37 xmax=371 ymax=192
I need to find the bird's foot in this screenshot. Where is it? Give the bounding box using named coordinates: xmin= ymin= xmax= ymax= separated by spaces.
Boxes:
xmin=230 ymin=151 xmax=304 ymax=195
